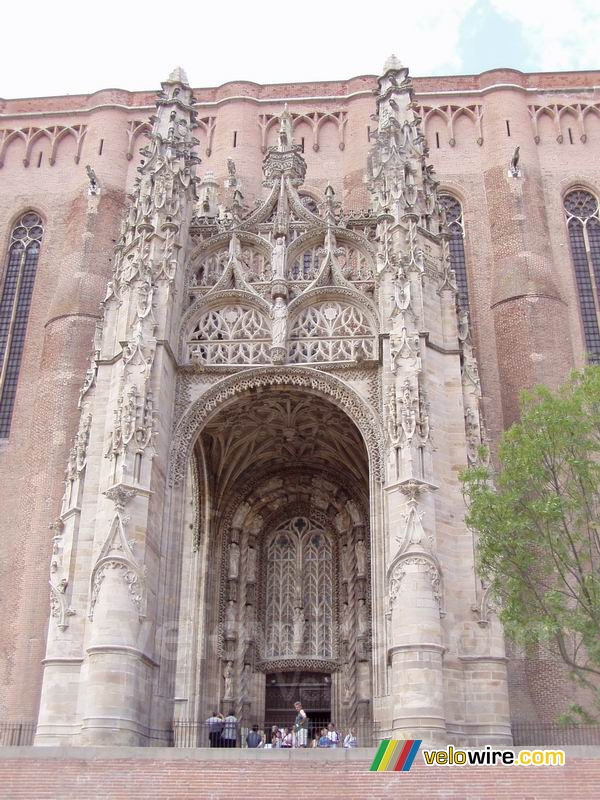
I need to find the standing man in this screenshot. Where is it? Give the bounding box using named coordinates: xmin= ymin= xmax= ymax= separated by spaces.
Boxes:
xmin=293 ymin=701 xmax=308 ymax=748
xmin=206 ymin=711 xmax=224 ymax=748
xmin=222 ymin=709 xmax=238 ymax=748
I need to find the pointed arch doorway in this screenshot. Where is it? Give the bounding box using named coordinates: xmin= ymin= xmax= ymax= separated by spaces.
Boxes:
xmin=176 ymin=381 xmax=374 ymax=737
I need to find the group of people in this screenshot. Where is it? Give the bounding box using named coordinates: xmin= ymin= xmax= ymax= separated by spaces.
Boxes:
xmin=255 ymin=721 xmax=358 ymax=749
xmin=207 ymin=702 xmax=359 ymax=749
xmin=205 ymin=710 xmax=238 ymax=748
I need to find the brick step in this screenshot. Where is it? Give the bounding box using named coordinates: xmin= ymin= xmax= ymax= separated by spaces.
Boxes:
xmin=1 ymin=751 xmax=599 ymax=799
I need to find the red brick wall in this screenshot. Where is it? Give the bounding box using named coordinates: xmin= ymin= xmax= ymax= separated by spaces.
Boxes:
xmin=0 ymin=750 xmax=597 ymax=799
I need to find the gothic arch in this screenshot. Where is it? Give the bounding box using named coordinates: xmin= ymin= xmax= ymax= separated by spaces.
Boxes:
xmin=0 ymin=129 xmax=27 ymax=167
xmin=169 ymin=366 xmax=385 ymax=486
xmin=24 ymin=128 xmax=53 ymax=167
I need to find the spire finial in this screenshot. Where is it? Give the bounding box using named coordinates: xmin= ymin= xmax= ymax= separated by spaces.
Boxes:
xmin=383 ymin=54 xmax=403 ymax=73
xmin=167 ymin=66 xmax=189 ymax=86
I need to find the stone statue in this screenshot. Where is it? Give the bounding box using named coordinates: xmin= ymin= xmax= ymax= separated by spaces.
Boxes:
xmin=223 ymin=661 xmax=234 ymax=700
xmin=228 ymin=541 xmax=240 ymax=580
xmin=355 ymin=540 xmax=367 ymax=577
xmin=510 ymin=146 xmax=520 ymax=176
xmin=225 ymin=600 xmax=236 ymax=638
xmin=391 ymin=270 xmax=411 ymax=316
xmin=228 ymin=232 xmax=242 ymax=262
xmin=357 ymin=598 xmax=368 ymax=637
xmin=271 ymin=237 xmax=286 ymax=281
xmin=86 ymin=165 xmax=99 ymax=194
xmin=341 ymin=602 xmax=352 ymax=642
xmin=292 ymin=607 xmax=304 ymax=654
xmin=137 ymin=281 xmax=153 ymax=319
xmin=386 ymin=386 xmax=399 ymax=444
xmin=247 ymin=545 xmax=257 ymax=583
xmin=271 ymin=297 xmax=288 ymax=349
xmin=458 ymin=309 xmax=470 ymax=342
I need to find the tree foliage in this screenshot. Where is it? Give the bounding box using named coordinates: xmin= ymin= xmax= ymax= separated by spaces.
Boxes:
xmin=461 ymin=367 xmax=600 ymax=703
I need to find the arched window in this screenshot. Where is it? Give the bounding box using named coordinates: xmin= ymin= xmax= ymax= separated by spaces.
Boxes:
xmin=0 ymin=212 xmax=44 ymax=437
xmin=564 ymin=189 xmax=600 ymax=364
xmin=439 ymin=194 xmax=470 ymax=315
xmin=264 ymin=517 xmax=333 ymax=659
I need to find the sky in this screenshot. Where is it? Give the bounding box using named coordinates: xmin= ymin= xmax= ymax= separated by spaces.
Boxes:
xmin=1 ymin=0 xmax=599 ymax=98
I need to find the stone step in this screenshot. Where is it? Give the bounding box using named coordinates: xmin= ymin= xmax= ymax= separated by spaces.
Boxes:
xmin=1 ymin=747 xmax=599 ymax=798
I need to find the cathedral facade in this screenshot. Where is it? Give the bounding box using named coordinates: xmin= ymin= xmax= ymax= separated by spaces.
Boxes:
xmin=1 ymin=58 xmax=600 ymax=747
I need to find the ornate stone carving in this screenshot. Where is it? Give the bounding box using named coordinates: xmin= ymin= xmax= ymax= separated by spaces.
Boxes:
xmin=388 ymin=554 xmax=443 ymax=613
xmin=49 ymin=579 xmax=76 ymax=631
xmin=88 ymin=491 xmax=145 ymax=621
xmin=169 ymin=367 xmax=385 ymax=485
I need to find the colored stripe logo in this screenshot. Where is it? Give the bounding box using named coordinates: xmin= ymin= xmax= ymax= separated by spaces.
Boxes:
xmin=370 ymin=739 xmax=422 ymax=772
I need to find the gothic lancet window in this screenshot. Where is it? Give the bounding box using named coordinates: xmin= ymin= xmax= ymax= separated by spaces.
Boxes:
xmin=0 ymin=212 xmax=44 ymax=437
xmin=564 ymin=189 xmax=600 ymax=364
xmin=264 ymin=517 xmax=334 ymax=659
xmin=438 ymin=194 xmax=470 ymax=315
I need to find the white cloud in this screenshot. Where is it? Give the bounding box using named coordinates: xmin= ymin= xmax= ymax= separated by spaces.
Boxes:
xmin=492 ymin=0 xmax=600 ymax=71
xmin=0 ymin=0 xmax=478 ymax=97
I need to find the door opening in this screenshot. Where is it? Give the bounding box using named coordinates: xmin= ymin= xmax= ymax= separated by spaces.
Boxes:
xmin=264 ymin=671 xmax=331 ymax=742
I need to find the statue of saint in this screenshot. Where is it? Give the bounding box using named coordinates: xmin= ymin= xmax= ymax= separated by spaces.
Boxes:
xmin=357 ymin=598 xmax=368 ymax=637
xmin=225 ymin=600 xmax=237 ymax=638
xmin=271 ymin=237 xmax=286 ymax=281
xmin=355 ymin=540 xmax=367 ymax=577
xmin=292 ymin=607 xmax=304 ymax=654
xmin=223 ymin=661 xmax=234 ymax=700
xmin=228 ymin=541 xmax=240 ymax=580
xmin=391 ymin=271 xmax=411 ymax=316
xmin=271 ymin=297 xmax=288 ymax=350
xmin=247 ymin=545 xmax=257 ymax=583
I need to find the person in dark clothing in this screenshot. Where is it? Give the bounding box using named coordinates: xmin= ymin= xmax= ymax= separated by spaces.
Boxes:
xmin=246 ymin=724 xmax=263 ymax=748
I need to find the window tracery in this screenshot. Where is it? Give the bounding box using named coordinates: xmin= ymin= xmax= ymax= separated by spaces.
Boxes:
xmin=264 ymin=517 xmax=333 ymax=659
xmin=564 ymin=189 xmax=600 ymax=363
xmin=438 ymin=194 xmax=470 ymax=315
xmin=188 ymin=305 xmax=271 ymax=365
xmin=0 ymin=212 xmax=44 ymax=437
xmin=288 ymin=301 xmax=376 ymax=363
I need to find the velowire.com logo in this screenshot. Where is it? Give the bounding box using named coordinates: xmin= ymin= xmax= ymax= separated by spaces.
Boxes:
xmin=370 ymin=739 xmax=422 ymax=772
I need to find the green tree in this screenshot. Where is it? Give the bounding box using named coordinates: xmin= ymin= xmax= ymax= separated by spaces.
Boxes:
xmin=461 ymin=367 xmax=600 ymax=714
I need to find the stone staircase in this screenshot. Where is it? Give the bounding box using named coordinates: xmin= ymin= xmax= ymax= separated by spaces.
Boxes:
xmin=0 ymin=747 xmax=598 ymax=798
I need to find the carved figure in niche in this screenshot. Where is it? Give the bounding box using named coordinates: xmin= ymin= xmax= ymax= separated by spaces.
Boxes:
xmin=271 ymin=237 xmax=286 ymax=281
xmin=391 ymin=270 xmax=411 ymax=316
xmin=223 ymin=661 xmax=234 ymax=700
xmin=225 ymin=599 xmax=237 ymax=638
xmin=292 ymin=607 xmax=304 ymax=654
xmin=341 ymin=602 xmax=352 ymax=642
xmin=400 ymin=381 xmax=417 ymax=442
xmin=271 ymin=297 xmax=288 ymax=349
xmin=355 ymin=540 xmax=367 ymax=577
xmin=357 ymin=598 xmax=368 ymax=637
xmin=458 ymin=309 xmax=469 ymax=342
xmin=228 ymin=541 xmax=240 ymax=580
xmin=247 ymin=545 xmax=257 ymax=583
xmin=228 ymin=232 xmax=242 ymax=262
xmin=139 ymin=172 xmax=154 ymax=216
xmin=386 ymin=386 xmax=399 ymax=444
xmin=137 ymin=281 xmax=153 ymax=319
xmin=343 ymin=662 xmax=352 ymax=704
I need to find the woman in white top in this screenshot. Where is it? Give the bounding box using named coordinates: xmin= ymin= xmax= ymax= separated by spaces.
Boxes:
xmin=343 ymin=728 xmax=358 ymax=748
